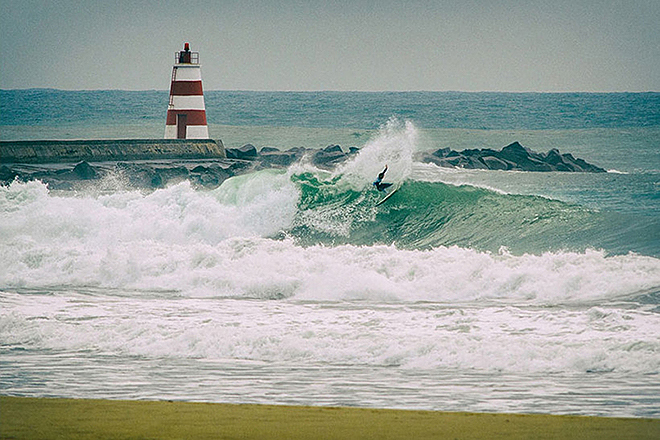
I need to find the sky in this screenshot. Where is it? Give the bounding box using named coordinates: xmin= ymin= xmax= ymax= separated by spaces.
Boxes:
xmin=1 ymin=0 xmax=658 ymax=92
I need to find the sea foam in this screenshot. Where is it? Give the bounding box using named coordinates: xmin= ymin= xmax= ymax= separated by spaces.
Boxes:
xmin=1 ymin=180 xmax=658 ymax=305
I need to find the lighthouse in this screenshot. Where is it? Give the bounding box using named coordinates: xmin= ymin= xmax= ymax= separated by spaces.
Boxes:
xmin=165 ymin=43 xmax=209 ymax=139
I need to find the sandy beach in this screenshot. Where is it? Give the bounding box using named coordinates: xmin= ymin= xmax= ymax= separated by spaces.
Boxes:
xmin=2 ymin=396 xmax=658 ymax=440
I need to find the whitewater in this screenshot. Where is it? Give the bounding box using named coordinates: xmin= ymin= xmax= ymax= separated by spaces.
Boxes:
xmin=2 ymin=114 xmax=660 ymax=417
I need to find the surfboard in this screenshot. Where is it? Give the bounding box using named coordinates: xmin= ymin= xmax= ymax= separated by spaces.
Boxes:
xmin=376 ymin=184 xmax=400 ymax=206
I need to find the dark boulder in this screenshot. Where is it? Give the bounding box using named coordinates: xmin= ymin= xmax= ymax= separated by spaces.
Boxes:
xmin=496 ymin=142 xmax=532 ymax=165
xmin=72 ymin=161 xmax=97 ymax=179
xmin=322 ymin=144 xmax=343 ymax=154
xmin=432 ymin=147 xmax=452 ymax=158
xmin=563 ymin=154 xmax=605 ymax=173
xmin=480 ymin=156 xmax=511 ymax=170
xmin=494 ymin=142 xmax=555 ymax=172
xmin=189 ymin=164 xmax=231 ymax=188
xmin=543 ymin=148 xmax=564 ymax=166
xmin=156 ymin=166 xmax=189 ymax=185
xmin=258 ymin=147 xmax=303 ymax=168
xmin=461 ymin=148 xmax=483 ymax=157
xmin=41 ymin=161 xmax=100 ymax=183
xmin=0 ymin=166 xmax=19 ymax=183
xmin=313 ymin=145 xmax=349 ymax=169
xmin=116 ymin=163 xmax=163 ymax=188
xmin=191 ymin=165 xmax=208 ymax=173
xmin=226 ymin=144 xmax=258 ymax=160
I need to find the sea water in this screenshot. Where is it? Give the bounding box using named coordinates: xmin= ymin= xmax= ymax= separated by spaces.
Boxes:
xmin=1 ymin=90 xmax=659 ymax=417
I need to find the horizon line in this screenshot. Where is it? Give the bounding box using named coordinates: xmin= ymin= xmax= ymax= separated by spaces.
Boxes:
xmin=2 ymin=87 xmax=659 ymax=94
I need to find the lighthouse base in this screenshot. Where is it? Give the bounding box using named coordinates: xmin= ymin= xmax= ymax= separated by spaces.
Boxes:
xmin=164 ymin=125 xmax=209 ymax=140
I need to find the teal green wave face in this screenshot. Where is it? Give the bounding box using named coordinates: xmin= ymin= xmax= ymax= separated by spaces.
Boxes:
xmin=287 ymin=172 xmax=634 ymax=256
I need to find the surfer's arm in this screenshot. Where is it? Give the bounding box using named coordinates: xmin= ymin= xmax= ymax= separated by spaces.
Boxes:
xmin=376 ymin=165 xmax=388 ymax=181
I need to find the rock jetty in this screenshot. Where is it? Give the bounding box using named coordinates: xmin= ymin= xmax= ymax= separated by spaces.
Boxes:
xmin=417 ymin=142 xmax=606 ymax=173
xmin=0 ymin=143 xmax=360 ymax=191
xmin=1 ymin=141 xmax=606 ymax=191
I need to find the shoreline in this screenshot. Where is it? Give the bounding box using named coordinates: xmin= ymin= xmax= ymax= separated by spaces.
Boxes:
xmin=2 ymin=396 xmax=658 ymax=440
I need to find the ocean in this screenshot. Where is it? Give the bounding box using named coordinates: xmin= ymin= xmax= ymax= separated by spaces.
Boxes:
xmin=1 ymin=90 xmax=659 ymax=418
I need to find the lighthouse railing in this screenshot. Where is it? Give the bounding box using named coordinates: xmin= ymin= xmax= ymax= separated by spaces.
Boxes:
xmin=174 ymin=51 xmax=200 ymax=64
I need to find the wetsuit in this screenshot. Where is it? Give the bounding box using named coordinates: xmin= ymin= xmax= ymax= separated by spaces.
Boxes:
xmin=373 ymin=166 xmax=393 ymax=192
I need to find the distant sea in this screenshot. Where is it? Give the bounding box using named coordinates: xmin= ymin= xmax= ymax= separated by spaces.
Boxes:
xmin=1 ymin=89 xmax=659 ymax=418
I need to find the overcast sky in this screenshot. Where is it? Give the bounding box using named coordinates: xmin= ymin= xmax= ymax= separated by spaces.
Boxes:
xmin=1 ymin=0 xmax=658 ymax=91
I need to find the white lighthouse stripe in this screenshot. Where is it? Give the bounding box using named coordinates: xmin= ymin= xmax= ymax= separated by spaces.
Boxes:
xmin=172 ymin=66 xmax=202 ymax=81
xmin=165 ymin=125 xmax=209 ymax=140
xmin=168 ymin=95 xmax=206 ymax=110
xmin=186 ymin=125 xmax=210 ymax=139
xmin=164 ymin=126 xmax=177 ymax=139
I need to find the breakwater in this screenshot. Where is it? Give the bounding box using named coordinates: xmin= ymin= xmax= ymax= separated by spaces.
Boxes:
xmin=417 ymin=142 xmax=606 ymax=172
xmin=0 ymin=139 xmax=225 ymax=164
xmin=1 ymin=140 xmax=609 ymax=191
xmin=0 ymin=143 xmax=356 ymax=191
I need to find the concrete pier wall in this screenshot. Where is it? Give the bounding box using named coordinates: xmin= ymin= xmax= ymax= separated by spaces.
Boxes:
xmin=0 ymin=139 xmax=225 ymax=164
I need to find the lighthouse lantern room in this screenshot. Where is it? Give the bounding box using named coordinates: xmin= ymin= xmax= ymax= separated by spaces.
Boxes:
xmin=165 ymin=43 xmax=209 ymax=139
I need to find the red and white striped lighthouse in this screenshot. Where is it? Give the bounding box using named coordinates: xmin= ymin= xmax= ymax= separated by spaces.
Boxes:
xmin=165 ymin=43 xmax=209 ymax=139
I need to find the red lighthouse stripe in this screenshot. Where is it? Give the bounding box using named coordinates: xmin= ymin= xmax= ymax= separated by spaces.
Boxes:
xmin=166 ymin=110 xmax=207 ymax=125
xmin=170 ymin=81 xmax=204 ymax=96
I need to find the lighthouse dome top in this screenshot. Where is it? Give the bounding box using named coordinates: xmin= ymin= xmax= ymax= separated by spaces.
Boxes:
xmin=175 ymin=42 xmax=199 ymax=64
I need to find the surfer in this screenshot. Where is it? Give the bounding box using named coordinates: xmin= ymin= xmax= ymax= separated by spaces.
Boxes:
xmin=373 ymin=165 xmax=393 ymax=192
